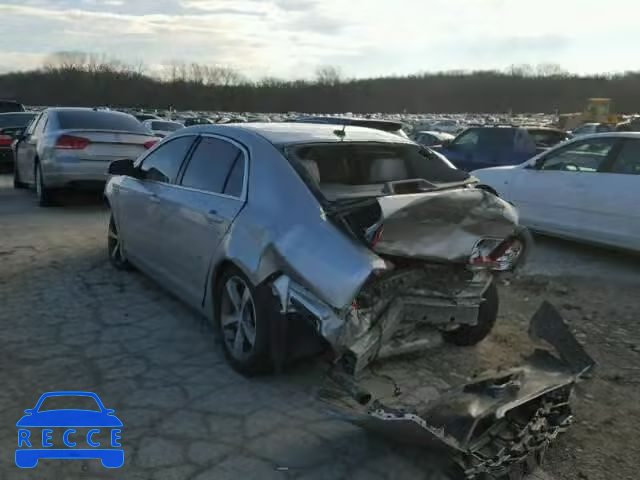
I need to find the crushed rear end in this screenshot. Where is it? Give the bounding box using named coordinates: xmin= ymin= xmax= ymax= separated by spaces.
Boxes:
xmin=319 ymin=302 xmax=594 ymax=479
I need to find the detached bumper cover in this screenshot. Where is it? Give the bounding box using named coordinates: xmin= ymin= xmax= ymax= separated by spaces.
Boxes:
xmin=320 ymin=302 xmax=595 ymax=479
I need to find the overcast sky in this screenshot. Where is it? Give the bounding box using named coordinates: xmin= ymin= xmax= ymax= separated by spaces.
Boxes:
xmin=1 ymin=0 xmax=639 ymax=79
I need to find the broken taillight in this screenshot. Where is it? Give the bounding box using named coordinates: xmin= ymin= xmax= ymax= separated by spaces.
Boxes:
xmin=469 ymin=237 xmax=524 ymax=271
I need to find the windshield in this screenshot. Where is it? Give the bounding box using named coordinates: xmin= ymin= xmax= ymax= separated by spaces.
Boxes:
xmin=151 ymin=121 xmax=182 ymax=131
xmin=58 ymin=111 xmax=148 ymax=132
xmin=287 ymin=142 xmax=469 ymax=200
xmin=0 ymin=113 xmax=35 ymax=128
xmin=38 ymin=395 xmax=101 ymax=412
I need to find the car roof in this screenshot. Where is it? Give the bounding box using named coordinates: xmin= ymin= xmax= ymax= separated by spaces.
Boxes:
xmin=568 ymin=131 xmax=640 ymax=140
xmin=523 ymin=126 xmax=566 ymax=133
xmin=0 ymin=111 xmax=34 ymax=116
xmin=180 ymin=122 xmax=415 ymax=146
xmin=294 ymin=116 xmax=404 ymax=131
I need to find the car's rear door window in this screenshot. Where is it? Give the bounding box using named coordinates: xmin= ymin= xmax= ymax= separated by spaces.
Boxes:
xmin=609 ymin=139 xmax=640 ymax=175
xmin=139 ymin=135 xmax=196 ymax=183
xmin=179 ymin=136 xmax=244 ymax=197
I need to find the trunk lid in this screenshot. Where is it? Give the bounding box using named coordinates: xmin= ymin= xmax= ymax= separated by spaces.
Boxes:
xmin=60 ymin=130 xmax=153 ymax=161
xmin=373 ymin=188 xmax=518 ymax=262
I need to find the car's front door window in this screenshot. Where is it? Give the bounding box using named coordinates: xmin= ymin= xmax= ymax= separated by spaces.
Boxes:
xmin=539 ymin=138 xmax=616 ymax=173
xmin=139 ymin=135 xmax=195 ymax=183
xmin=609 ymin=139 xmax=640 ymax=175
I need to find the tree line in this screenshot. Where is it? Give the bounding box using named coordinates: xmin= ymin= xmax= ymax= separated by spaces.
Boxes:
xmin=1 ymin=51 xmax=640 ymax=114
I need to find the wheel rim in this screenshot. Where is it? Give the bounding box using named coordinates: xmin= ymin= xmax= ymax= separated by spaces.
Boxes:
xmin=108 ymin=218 xmax=125 ymax=264
xmin=35 ymin=166 xmax=42 ymax=198
xmin=220 ymin=276 xmax=257 ymax=361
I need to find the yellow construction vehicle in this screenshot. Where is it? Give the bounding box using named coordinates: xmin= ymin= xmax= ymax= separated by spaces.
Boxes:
xmin=558 ymin=98 xmax=622 ymax=131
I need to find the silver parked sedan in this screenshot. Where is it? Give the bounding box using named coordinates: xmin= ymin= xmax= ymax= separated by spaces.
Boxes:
xmin=13 ymin=107 xmax=158 ymax=206
xmin=105 ymin=123 xmax=530 ymax=375
xmin=105 ymin=124 xmax=600 ymax=476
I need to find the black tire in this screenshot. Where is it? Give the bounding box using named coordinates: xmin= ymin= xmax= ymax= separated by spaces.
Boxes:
xmin=215 ymin=266 xmax=275 ymax=375
xmin=107 ymin=214 xmax=132 ymax=270
xmin=13 ymin=163 xmax=27 ymax=189
xmin=35 ymin=162 xmax=55 ymax=207
xmin=443 ymin=281 xmax=499 ymax=346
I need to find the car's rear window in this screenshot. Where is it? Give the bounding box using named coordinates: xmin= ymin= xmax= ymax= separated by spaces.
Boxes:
xmin=0 ymin=113 xmax=35 ymax=128
xmin=38 ymin=395 xmax=101 ymax=412
xmin=58 ymin=111 xmax=147 ymax=133
xmin=0 ymin=101 xmax=24 ymax=113
xmin=476 ymin=128 xmax=515 ymax=149
xmin=287 ymin=142 xmax=469 ymax=199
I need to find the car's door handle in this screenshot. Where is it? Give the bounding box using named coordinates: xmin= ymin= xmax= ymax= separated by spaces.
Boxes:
xmin=206 ymin=209 xmax=224 ymax=224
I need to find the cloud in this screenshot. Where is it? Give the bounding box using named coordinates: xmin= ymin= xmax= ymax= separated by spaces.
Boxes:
xmin=0 ymin=0 xmax=639 ymax=79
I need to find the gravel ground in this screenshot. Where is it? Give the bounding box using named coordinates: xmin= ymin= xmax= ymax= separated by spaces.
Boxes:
xmin=1 ymin=174 xmax=638 ymax=480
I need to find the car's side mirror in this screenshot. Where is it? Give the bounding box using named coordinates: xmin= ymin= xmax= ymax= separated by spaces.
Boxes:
xmin=23 ymin=409 xmax=33 ymax=414
xmin=108 ymin=159 xmax=138 ymax=177
xmin=441 ymin=140 xmax=452 ymax=148
xmin=105 ymin=409 xmax=115 ymax=414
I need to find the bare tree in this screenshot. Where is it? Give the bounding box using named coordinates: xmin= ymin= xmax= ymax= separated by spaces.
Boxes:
xmin=315 ymin=65 xmax=342 ymax=86
xmin=535 ymin=63 xmax=568 ymax=77
xmin=506 ymin=63 xmax=535 ymax=77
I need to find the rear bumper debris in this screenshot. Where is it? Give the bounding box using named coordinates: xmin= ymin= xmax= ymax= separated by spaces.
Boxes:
xmin=319 ymin=302 xmax=594 ymax=479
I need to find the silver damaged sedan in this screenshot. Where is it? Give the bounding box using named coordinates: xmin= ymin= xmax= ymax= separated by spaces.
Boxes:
xmin=105 ymin=122 xmax=530 ymax=375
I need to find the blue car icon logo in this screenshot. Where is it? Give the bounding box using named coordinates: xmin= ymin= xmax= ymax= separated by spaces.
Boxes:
xmin=16 ymin=391 xmax=123 ymax=468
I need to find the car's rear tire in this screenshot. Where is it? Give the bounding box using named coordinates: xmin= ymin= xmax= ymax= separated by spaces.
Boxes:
xmin=35 ymin=162 xmax=55 ymax=206
xmin=107 ymin=214 xmax=132 ymax=270
xmin=215 ymin=266 xmax=275 ymax=375
xmin=442 ymin=281 xmax=499 ymax=346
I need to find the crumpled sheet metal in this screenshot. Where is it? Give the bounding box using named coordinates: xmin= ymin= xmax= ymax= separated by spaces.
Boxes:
xmin=319 ymin=302 xmax=595 ymax=456
xmin=374 ymin=188 xmax=519 ymax=262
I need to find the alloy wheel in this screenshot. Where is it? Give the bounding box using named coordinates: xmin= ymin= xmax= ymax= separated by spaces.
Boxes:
xmin=220 ymin=276 xmax=258 ymax=361
xmin=108 ymin=217 xmax=126 ymax=265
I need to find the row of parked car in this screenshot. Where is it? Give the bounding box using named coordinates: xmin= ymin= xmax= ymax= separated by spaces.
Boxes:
xmin=1 ymin=104 xmax=638 ymax=256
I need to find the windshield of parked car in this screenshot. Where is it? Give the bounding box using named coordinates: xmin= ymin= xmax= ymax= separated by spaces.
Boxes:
xmin=452 ymin=128 xmax=515 ymax=150
xmin=287 ymin=142 xmax=470 ymax=200
xmin=151 ymin=121 xmax=182 ymax=131
xmin=528 ymin=129 xmax=566 ymax=147
xmin=37 ymin=395 xmax=101 ymax=412
xmin=58 ymin=111 xmax=148 ymax=132
xmin=0 ymin=113 xmax=35 ymax=128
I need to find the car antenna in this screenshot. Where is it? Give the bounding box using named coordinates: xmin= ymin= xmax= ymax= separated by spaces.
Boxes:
xmin=333 ymin=123 xmax=346 ymax=139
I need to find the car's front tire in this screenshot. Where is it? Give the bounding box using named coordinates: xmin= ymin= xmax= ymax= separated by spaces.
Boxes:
xmin=442 ymin=281 xmax=499 ymax=346
xmin=215 ymin=266 xmax=275 ymax=375
xmin=107 ymin=214 xmax=132 ymax=270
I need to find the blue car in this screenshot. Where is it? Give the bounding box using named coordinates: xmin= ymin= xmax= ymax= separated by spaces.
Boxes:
xmin=434 ymin=126 xmax=538 ymax=171
xmin=16 ymin=391 xmax=123 ymax=468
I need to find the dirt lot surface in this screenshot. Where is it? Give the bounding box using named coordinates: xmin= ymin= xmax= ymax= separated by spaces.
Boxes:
xmin=1 ymin=174 xmax=639 ymax=480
